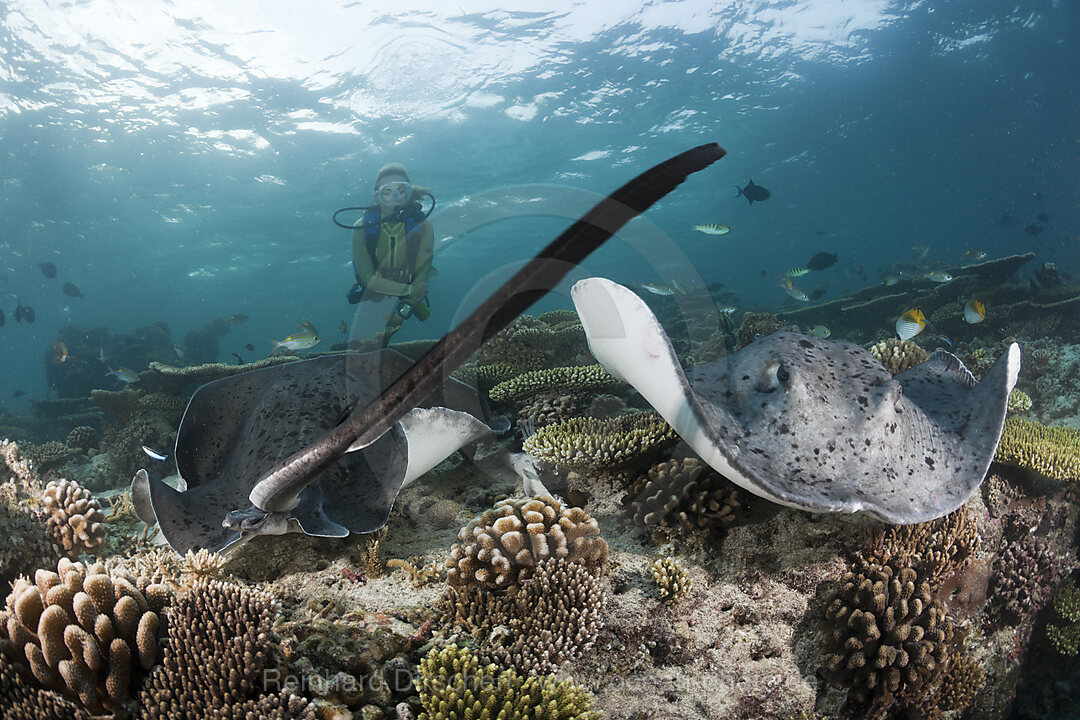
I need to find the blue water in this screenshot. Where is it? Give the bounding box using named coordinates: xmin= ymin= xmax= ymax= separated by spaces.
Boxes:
xmin=0 ymin=0 xmax=1077 ymax=402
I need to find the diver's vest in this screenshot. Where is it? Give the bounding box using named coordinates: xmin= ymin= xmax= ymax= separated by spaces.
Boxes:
xmin=357 ymin=209 xmax=425 ymax=284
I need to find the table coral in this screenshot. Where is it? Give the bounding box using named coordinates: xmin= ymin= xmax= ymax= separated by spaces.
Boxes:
xmin=994 ymin=416 xmax=1080 ymax=483
xmin=0 ymin=557 xmax=171 ymax=715
xmin=416 ymin=644 xmax=600 ymax=720
xmin=522 ymin=412 xmax=677 ymax=472
xmin=446 ymin=495 xmax=607 ymax=590
xmin=42 ymin=479 xmax=107 ymax=558
xmin=489 ymin=363 xmax=622 ymax=404
xmin=441 ymin=557 xmax=606 ymax=676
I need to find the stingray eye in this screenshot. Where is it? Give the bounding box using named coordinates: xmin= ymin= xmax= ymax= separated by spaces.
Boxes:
xmin=776 ymin=365 xmax=791 ymax=384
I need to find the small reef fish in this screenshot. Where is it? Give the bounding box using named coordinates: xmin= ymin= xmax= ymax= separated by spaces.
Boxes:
xmin=52 ymin=340 xmax=68 ymax=364
xmin=245 ymin=343 xmax=255 ymax=351
xmin=692 ymin=224 xmax=730 ymax=235
xmin=933 ymin=334 xmax=953 ymax=348
xmin=912 ymin=244 xmax=930 ymax=261
xmin=882 ymin=273 xmax=901 ymax=287
xmin=964 ymin=299 xmax=986 ymax=324
xmin=639 ymin=282 xmax=676 ymax=296
xmin=141 ymin=445 xmax=169 ymax=462
xmin=778 ymin=276 xmax=809 ymax=302
xmin=271 ymin=332 xmax=321 ymax=351
xmin=39 ymin=261 xmax=57 ymax=278
xmin=339 ymin=320 xmax=348 ymax=334
xmin=807 ymin=325 xmax=831 ymax=339
xmin=734 ymin=178 xmax=771 ymax=205
xmin=896 ymin=308 xmax=926 ymax=341
xmin=229 ymin=314 xmax=249 ymax=324
xmin=62 ymin=282 xmax=84 ymax=298
xmin=14 ymin=301 xmax=34 ymax=324
xmin=785 ymin=268 xmax=810 ymax=278
xmin=806 ymin=252 xmax=838 ymax=270
xmin=107 ymin=366 xmax=139 ymax=383
xmin=962 ymin=248 xmax=987 ymax=262
xmin=924 ymin=271 xmax=953 ymax=283
xmin=718 ymin=306 xmax=737 ymax=315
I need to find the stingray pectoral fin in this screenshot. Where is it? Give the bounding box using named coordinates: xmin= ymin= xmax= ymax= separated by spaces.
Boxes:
xmin=962 ymin=342 xmax=1020 ymax=461
xmin=398 ymin=407 xmax=493 ymax=486
xmin=130 ymin=469 xmax=157 ymax=525
xmin=141 ymin=471 xmax=245 ymax=555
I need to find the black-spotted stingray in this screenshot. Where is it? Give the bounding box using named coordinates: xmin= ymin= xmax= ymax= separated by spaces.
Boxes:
xmin=571 ymin=277 xmax=1019 ymax=524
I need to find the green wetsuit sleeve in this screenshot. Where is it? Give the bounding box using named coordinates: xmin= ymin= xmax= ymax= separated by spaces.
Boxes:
xmin=406 ymin=220 xmax=435 ymax=303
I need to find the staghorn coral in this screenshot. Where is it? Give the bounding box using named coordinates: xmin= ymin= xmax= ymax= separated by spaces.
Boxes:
xmin=0 ymin=557 xmax=171 ymax=715
xmin=822 ymin=556 xmax=954 ymax=717
xmin=41 ymin=479 xmax=107 ymax=558
xmin=19 ymin=441 xmax=71 ymax=473
xmin=868 ymin=338 xmax=928 ymax=375
xmin=910 ymin=651 xmax=985 ymax=720
xmin=446 ymin=496 xmax=607 ymax=590
xmin=994 ymin=416 xmax=1080 ymax=483
xmin=625 ymin=455 xmax=742 ymax=544
xmin=416 ymin=644 xmax=600 ymax=720
xmin=536 ymin=309 xmax=580 ymax=325
xmin=65 ymin=426 xmax=100 ymax=453
xmin=134 ymin=579 xmax=315 ymax=719
xmin=988 ymin=533 xmax=1063 ymax=626
xmin=452 ymin=361 xmax=518 ymax=391
xmin=177 ymin=549 xmax=229 ymax=586
xmin=522 ymin=412 xmax=677 ymax=472
xmin=1007 ymin=388 xmax=1033 ymax=414
xmin=0 ymin=654 xmax=88 ymax=720
xmin=1045 ymin=580 xmax=1080 ymax=655
xmin=863 ymin=505 xmax=979 ymax=591
xmin=441 ymin=558 xmax=606 ymax=676
xmin=386 ymin=558 xmax=443 ymax=587
xmin=650 ymin=557 xmax=691 ymax=606
xmin=489 ymin=364 xmax=621 ymax=404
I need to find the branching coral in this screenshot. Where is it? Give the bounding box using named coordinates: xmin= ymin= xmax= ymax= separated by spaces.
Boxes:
xmin=489 ymin=364 xmax=621 ymax=404
xmin=446 ymin=496 xmax=607 ymax=590
xmin=994 ymin=417 xmax=1080 ymax=483
xmin=650 ymin=557 xmax=691 ymax=606
xmin=625 ymin=456 xmax=742 ymax=544
xmin=0 ymin=486 xmax=57 ymax=591
xmin=177 ymin=549 xmax=228 ymax=587
xmin=441 ymin=558 xmax=606 ymax=675
xmin=0 ymin=557 xmax=171 ymax=715
xmin=1046 ymin=580 xmax=1080 ymax=655
xmin=910 ymin=651 xmax=985 ymax=720
xmin=522 ymin=412 xmax=677 ymax=472
xmin=863 ymin=506 xmax=980 ymax=591
xmin=41 ymin=479 xmax=107 ymax=558
xmin=65 ymin=426 xmax=100 ymax=453
xmin=868 ymin=338 xmax=928 ymax=375
xmin=988 ymin=533 xmax=1063 ymax=626
xmin=416 ymin=644 xmax=600 ymax=720
xmin=1007 ymin=388 xmax=1033 ymax=414
xmin=19 ymin=442 xmax=71 ymax=473
xmin=0 ymin=654 xmax=88 ymax=720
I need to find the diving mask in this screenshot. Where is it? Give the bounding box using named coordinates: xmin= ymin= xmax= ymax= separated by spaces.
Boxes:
xmin=375 ymin=180 xmax=412 ymax=203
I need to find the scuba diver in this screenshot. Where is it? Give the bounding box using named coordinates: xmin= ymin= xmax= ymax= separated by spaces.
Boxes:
xmin=344 ymin=163 xmax=435 ymax=346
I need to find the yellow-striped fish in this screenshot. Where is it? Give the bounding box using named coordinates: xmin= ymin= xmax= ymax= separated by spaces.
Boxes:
xmin=785 ymin=267 xmax=810 ymax=278
xmin=924 ymin=271 xmax=953 ymax=283
xmin=895 ymin=308 xmax=926 ymax=341
xmin=692 ymin=224 xmax=730 ymax=235
xmin=964 ymin=299 xmax=986 ymax=324
xmin=271 ymin=332 xmax=321 ymax=351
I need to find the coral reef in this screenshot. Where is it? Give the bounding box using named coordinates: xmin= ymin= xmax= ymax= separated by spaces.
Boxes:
xmin=736 ymin=311 xmax=784 ymax=349
xmin=1007 ymin=388 xmax=1033 ymax=414
xmin=0 ymin=557 xmax=171 ymax=715
xmin=0 ymin=654 xmax=88 ymax=720
xmin=1045 ymin=580 xmax=1080 ymax=655
xmin=625 ymin=455 xmax=743 ymax=545
xmin=988 ymin=533 xmax=1063 ymax=626
xmin=868 ymin=338 xmax=928 ymax=375
xmin=441 ymin=557 xmax=606 ymax=675
xmin=41 ymin=479 xmax=107 ymax=558
xmin=65 ymin=426 xmax=100 ymax=452
xmin=517 ymin=391 xmax=586 ymax=429
xmin=177 ymin=549 xmax=229 ymax=587
xmin=1 ymin=441 xmax=59 ymax=589
xmin=446 ymin=496 xmax=607 ymax=590
xmin=488 ymin=364 xmax=622 ymax=404
xmin=19 ymin=441 xmax=72 ymax=474
xmin=994 ymin=417 xmax=1080 ymax=483
xmin=415 ymin=644 xmax=600 ymax=720
xmin=650 ymin=557 xmax=691 ymax=606
xmin=522 ymin=412 xmax=677 ymax=472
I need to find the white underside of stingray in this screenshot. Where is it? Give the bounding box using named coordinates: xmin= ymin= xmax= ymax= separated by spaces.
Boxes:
xmin=571 ymin=277 xmax=1020 ymax=524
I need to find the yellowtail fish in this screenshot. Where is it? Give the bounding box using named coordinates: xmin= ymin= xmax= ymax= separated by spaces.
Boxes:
xmin=785 ymin=267 xmax=810 ymax=278
xmin=692 ymin=223 xmax=730 ymax=235
xmin=962 ymin=248 xmax=987 ymax=261
xmin=639 ymin=282 xmax=676 ymax=296
xmin=807 ymin=325 xmax=831 ymax=339
xmin=964 ymin=299 xmax=986 ymax=324
xmin=783 ymin=283 xmax=809 ymax=302
xmin=895 ymin=308 xmax=926 ymax=341
xmin=924 ymin=271 xmax=953 ymax=283
xmin=107 ymin=366 xmax=139 ymax=383
xmin=271 ymin=332 xmax=321 ymax=351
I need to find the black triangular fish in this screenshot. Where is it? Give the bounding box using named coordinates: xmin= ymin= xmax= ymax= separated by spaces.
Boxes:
xmin=40 ymin=262 xmax=57 ymax=278
xmin=735 ymin=178 xmax=770 ymax=204
xmin=806 ymin=252 xmax=838 ymax=270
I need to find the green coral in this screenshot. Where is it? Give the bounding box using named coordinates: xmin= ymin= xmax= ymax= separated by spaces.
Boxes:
xmin=651 ymin=557 xmax=691 ymax=606
xmin=522 ymin=412 xmax=677 ymax=471
xmin=489 ymin=364 xmax=622 ymax=404
xmin=416 ymin=644 xmax=600 ymax=720
xmin=1007 ymin=388 xmax=1033 ymax=414
xmin=994 ymin=417 xmax=1080 ymax=482
xmin=1046 ymin=580 xmax=1080 ymax=655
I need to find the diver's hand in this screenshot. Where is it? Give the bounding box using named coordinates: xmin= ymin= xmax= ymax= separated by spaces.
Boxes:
xmin=346 ymin=284 xmax=364 ymax=304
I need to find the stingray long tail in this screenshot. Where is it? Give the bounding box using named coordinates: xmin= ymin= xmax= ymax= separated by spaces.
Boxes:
xmin=247 ymin=143 xmax=728 ymax=513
